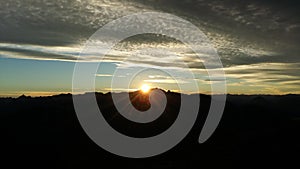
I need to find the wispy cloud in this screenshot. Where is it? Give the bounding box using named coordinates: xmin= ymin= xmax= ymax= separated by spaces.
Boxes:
xmin=144 ymin=79 xmax=189 ymax=84
xmin=143 ymin=74 xmax=190 ymax=84
xmin=95 ymin=74 xmax=113 ymax=77
xmin=103 ymin=88 xmax=138 ymax=92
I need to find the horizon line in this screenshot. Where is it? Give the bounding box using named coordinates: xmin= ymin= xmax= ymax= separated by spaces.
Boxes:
xmin=1 ymin=89 xmax=299 ymax=99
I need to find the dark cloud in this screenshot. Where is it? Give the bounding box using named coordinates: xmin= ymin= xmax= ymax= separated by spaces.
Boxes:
xmin=133 ymin=0 xmax=300 ymax=66
xmin=0 ymin=0 xmax=147 ymax=46
xmin=0 ymin=46 xmax=78 ymax=61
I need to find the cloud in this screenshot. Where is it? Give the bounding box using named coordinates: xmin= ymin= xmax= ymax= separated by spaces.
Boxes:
xmin=222 ymin=63 xmax=300 ymax=94
xmin=143 ymin=74 xmax=189 ymax=84
xmin=95 ymin=74 xmax=113 ymax=77
xmin=1 ymin=0 xmax=299 ymax=67
xmin=0 ymin=44 xmax=79 ymax=61
xmin=0 ymin=0 xmax=299 ymax=94
xmin=0 ymin=0 xmax=153 ymax=46
xmin=144 ymin=79 xmax=188 ymax=84
xmin=103 ymin=88 xmax=138 ymax=92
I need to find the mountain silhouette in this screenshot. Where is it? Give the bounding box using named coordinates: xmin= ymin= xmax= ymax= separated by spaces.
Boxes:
xmin=0 ymin=91 xmax=299 ymax=168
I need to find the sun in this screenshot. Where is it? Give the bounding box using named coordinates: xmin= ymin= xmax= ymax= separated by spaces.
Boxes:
xmin=141 ymin=84 xmax=150 ymax=93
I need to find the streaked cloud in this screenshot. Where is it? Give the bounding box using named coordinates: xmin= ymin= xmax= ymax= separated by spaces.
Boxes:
xmin=103 ymin=88 xmax=138 ymax=92
xmin=95 ymin=74 xmax=113 ymax=77
xmin=144 ymin=75 xmax=190 ymax=84
xmin=144 ymin=79 xmax=188 ymax=84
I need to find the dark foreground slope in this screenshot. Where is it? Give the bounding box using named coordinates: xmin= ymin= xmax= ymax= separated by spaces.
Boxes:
xmin=0 ymin=91 xmax=299 ymax=169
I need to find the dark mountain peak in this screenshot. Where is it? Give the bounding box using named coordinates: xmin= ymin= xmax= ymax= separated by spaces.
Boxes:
xmin=17 ymin=94 xmax=31 ymax=100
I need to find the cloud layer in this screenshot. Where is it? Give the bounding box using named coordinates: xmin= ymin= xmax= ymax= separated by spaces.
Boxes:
xmin=0 ymin=0 xmax=299 ymax=94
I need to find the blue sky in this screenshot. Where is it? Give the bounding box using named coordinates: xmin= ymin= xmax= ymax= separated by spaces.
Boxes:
xmin=0 ymin=58 xmax=74 ymax=96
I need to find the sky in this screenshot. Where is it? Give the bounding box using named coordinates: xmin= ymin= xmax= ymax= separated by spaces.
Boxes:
xmin=0 ymin=0 xmax=300 ymax=97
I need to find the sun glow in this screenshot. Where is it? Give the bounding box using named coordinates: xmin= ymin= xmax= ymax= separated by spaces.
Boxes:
xmin=141 ymin=84 xmax=150 ymax=93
